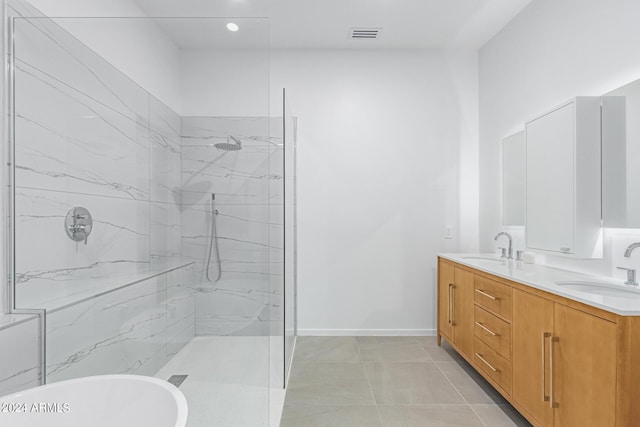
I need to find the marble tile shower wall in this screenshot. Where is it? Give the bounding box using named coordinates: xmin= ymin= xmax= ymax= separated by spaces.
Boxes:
xmin=46 ymin=265 xmax=196 ymax=384
xmin=0 ymin=316 xmax=40 ymax=396
xmin=13 ymin=12 xmax=183 ymax=309
xmin=181 ymin=117 xmax=284 ymax=336
xmin=6 ymin=4 xmax=195 ymax=387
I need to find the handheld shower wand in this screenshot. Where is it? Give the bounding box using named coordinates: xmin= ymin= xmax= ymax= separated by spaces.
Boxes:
xmin=206 ymin=193 xmax=222 ymax=283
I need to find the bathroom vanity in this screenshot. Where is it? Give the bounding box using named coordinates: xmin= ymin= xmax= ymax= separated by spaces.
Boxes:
xmin=437 ymin=254 xmax=640 ymax=427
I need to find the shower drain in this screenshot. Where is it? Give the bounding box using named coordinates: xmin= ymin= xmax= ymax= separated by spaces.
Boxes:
xmin=167 ymin=375 xmax=188 ymax=388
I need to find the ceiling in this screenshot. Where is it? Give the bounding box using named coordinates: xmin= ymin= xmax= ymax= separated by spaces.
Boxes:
xmin=133 ymin=0 xmax=532 ymax=50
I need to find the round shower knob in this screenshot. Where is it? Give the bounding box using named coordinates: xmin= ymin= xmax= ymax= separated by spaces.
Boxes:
xmin=65 ymin=206 xmax=93 ymax=244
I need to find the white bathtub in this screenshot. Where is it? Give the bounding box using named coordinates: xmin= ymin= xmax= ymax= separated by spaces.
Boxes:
xmin=0 ymin=374 xmax=188 ymax=427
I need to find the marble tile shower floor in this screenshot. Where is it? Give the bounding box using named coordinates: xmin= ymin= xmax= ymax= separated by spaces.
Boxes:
xmin=155 ymin=336 xmax=285 ymax=427
xmin=281 ymin=337 xmax=532 ymax=427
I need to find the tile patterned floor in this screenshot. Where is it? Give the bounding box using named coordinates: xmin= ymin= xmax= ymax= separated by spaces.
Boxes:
xmin=280 ymin=336 xmax=532 ymax=427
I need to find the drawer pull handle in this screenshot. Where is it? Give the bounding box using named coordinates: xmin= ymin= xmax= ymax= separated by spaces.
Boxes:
xmin=475 ymin=289 xmax=498 ymax=300
xmin=451 ymin=285 xmax=456 ymax=326
xmin=475 ymin=321 xmax=498 ymax=336
xmin=448 ymin=284 xmax=453 ymax=324
xmin=475 ymin=353 xmax=498 ymax=372
xmin=447 ymin=285 xmax=451 ymax=324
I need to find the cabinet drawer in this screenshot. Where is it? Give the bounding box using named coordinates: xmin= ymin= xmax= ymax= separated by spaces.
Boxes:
xmin=474 ymin=305 xmax=511 ymax=360
xmin=474 ymin=275 xmax=512 ymax=320
xmin=474 ymin=338 xmax=512 ymax=395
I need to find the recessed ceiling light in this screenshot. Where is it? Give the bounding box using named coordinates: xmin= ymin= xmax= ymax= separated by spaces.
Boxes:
xmin=226 ymin=22 xmax=239 ymax=32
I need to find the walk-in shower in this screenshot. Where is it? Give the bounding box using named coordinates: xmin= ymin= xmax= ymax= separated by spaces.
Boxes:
xmin=4 ymin=1 xmax=297 ymax=426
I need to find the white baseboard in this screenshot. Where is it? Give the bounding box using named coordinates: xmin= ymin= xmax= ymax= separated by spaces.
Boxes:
xmin=297 ymin=329 xmax=436 ymax=337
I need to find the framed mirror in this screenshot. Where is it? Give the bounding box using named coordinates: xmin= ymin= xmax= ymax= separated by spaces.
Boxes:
xmin=502 ymin=131 xmax=525 ymax=226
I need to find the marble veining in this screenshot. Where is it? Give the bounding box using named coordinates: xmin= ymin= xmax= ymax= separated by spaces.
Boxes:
xmin=16 ymin=260 xmax=150 ymax=285
xmin=181 ymin=117 xmax=283 ymax=207
xmin=181 ymin=117 xmax=284 ymax=336
xmin=6 ymin=1 xmax=289 ymax=400
xmin=13 ymin=13 xmax=149 ymax=118
xmin=5 ymin=1 xmax=193 ymax=393
xmin=14 ymin=26 xmax=151 ymax=200
xmin=14 ymin=188 xmax=151 ymax=309
xmin=0 ymin=317 xmax=41 ymax=396
xmin=46 ymin=266 xmax=195 ymax=383
xmin=12 ymin=9 xmax=184 ymax=311
xmin=150 ymin=96 xmax=182 ymax=205
xmin=14 ymin=61 xmax=149 ymax=148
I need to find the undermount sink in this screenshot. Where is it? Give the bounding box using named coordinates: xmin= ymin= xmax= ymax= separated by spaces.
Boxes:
xmin=461 ymin=256 xmax=504 ymax=263
xmin=555 ymin=281 xmax=640 ymax=297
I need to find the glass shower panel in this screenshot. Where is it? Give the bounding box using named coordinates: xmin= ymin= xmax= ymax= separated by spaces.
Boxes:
xmin=12 ymin=17 xmax=152 ymax=311
xmin=10 ymin=9 xmax=273 ymax=426
xmin=283 ymin=89 xmax=297 ymax=384
xmin=181 ymin=117 xmax=273 ymax=336
xmin=267 ymin=88 xmax=297 ymax=389
xmin=268 ymin=112 xmax=284 ymax=389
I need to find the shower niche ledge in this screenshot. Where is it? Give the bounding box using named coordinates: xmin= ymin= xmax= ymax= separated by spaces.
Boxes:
xmin=16 ymin=261 xmax=194 ymax=312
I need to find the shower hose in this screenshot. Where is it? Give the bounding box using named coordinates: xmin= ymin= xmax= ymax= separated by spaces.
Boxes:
xmin=206 ymin=194 xmax=222 ymax=283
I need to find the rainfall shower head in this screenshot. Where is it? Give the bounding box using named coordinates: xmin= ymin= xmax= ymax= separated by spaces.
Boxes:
xmin=214 ymin=135 xmax=242 ymax=151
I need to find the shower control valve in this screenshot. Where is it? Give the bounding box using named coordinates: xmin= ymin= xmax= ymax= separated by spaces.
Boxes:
xmin=65 ymin=207 xmax=93 ymax=245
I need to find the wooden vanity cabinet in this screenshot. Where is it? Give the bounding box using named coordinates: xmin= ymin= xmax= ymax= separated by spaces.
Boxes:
xmin=473 ymin=274 xmax=513 ymax=395
xmin=437 ymin=260 xmax=455 ymax=344
xmin=437 ymin=258 xmax=474 ymax=360
xmin=437 ymin=257 xmax=640 ymax=427
xmin=512 ymin=289 xmax=617 ymax=426
xmin=553 ymin=303 xmax=617 ymax=427
xmin=512 ymin=289 xmax=554 ymax=426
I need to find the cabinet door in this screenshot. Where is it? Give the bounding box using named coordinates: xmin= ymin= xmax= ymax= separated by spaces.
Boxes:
xmin=453 ymin=267 xmax=474 ymax=359
xmin=512 ymin=289 xmax=554 ymax=426
xmin=526 ymin=102 xmax=575 ymax=254
xmin=437 ymin=259 xmax=454 ymax=342
xmin=553 ymin=305 xmax=616 ymax=427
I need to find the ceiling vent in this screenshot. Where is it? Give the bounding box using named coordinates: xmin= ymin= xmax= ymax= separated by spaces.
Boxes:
xmin=349 ymin=27 xmax=382 ymax=40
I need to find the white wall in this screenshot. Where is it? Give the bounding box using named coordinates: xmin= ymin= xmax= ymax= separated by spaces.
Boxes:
xmin=180 ymin=49 xmax=269 ymax=117
xmin=479 ymin=0 xmax=640 ymax=277
xmin=25 ymin=0 xmax=182 ymax=112
xmin=181 ymin=48 xmax=479 ymax=334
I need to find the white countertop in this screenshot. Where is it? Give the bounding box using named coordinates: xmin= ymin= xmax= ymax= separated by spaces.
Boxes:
xmin=438 ymin=253 xmax=640 ymax=316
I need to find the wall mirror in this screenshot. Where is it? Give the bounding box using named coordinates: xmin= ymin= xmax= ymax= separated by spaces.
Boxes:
xmin=602 ymin=79 xmax=640 ymax=228
xmin=502 ymin=131 xmax=525 ymax=226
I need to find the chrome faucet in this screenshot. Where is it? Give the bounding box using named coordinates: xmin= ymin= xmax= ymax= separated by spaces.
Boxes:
xmin=494 ymin=232 xmax=513 ymax=259
xmin=618 ymin=267 xmax=638 ymax=287
xmin=618 ymin=242 xmax=640 ymax=286
xmin=624 ymin=242 xmax=640 ymax=257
